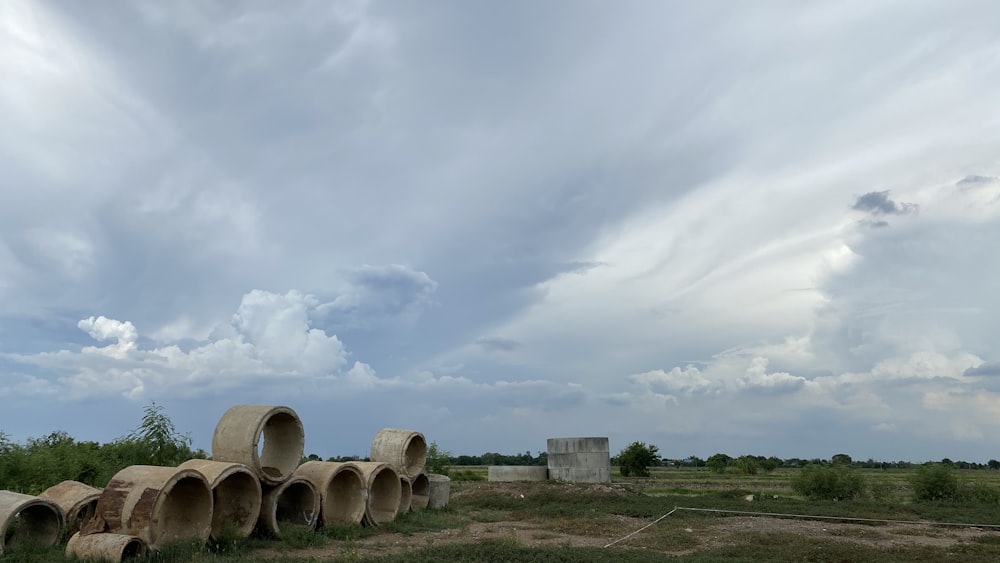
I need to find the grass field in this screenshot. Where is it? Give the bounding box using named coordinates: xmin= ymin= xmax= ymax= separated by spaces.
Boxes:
xmin=6 ymin=465 xmax=1000 ymax=562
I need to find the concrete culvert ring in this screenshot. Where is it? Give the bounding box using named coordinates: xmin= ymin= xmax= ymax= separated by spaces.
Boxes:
xmin=211 ymin=405 xmax=305 ymax=486
xmin=258 ymin=477 xmax=319 ymax=538
xmin=370 ymin=429 xmax=426 ymax=480
xmin=350 ymin=462 xmax=401 ymax=526
xmin=179 ymin=460 xmax=262 ymax=540
xmin=87 ymin=466 xmax=213 ymax=550
xmin=0 ymin=492 xmax=64 ymax=554
xmin=39 ymin=480 xmax=101 ymax=537
xmin=409 ymin=473 xmax=430 ymax=511
xmin=294 ymin=461 xmax=366 ymax=526
xmin=153 ymin=474 xmax=214 ymax=547
xmin=65 ymin=532 xmax=148 ymax=561
xmin=398 ymin=477 xmax=412 ymax=514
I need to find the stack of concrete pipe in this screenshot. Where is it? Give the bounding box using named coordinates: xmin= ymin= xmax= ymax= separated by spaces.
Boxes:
xmin=211 ymin=404 xmax=316 ymax=538
xmin=0 ymin=404 xmax=450 ymax=560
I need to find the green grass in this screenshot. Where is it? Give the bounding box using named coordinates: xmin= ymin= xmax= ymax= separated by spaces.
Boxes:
xmin=9 ymin=466 xmax=1000 ymax=562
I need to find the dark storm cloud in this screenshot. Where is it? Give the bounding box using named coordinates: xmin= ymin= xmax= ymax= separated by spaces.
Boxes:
xmin=475 ymin=336 xmax=521 ymax=352
xmin=964 ymin=363 xmax=1000 ymax=377
xmin=852 ymin=191 xmax=917 ymax=215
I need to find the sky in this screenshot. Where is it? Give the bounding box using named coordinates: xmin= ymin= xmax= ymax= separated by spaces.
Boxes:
xmin=2 ymin=0 xmax=1000 ymax=463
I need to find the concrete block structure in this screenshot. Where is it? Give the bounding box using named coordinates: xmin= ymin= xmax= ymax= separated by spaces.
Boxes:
xmin=546 ymin=437 xmax=611 ymax=483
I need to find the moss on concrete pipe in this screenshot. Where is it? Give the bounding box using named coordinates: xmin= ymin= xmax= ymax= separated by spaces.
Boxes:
xmin=293 ymin=461 xmax=366 ymax=526
xmin=178 ymin=459 xmax=262 ymax=540
xmin=409 ymin=473 xmax=430 ymax=511
xmin=39 ymin=480 xmax=101 ymax=536
xmin=370 ymin=428 xmax=426 ymax=480
xmin=426 ymin=474 xmax=451 ymax=509
xmin=0 ymin=491 xmax=64 ymax=555
xmin=211 ymin=405 xmax=305 ymax=486
xmin=348 ymin=461 xmax=401 ymax=526
xmin=66 ymin=532 xmax=147 ymax=562
xmin=257 ymin=477 xmax=319 ymax=538
xmin=82 ymin=465 xmax=212 ymax=550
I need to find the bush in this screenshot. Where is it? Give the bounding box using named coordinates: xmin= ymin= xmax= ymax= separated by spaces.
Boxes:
xmin=910 ymin=464 xmax=959 ymax=501
xmin=425 ymin=441 xmax=452 ymax=476
xmin=791 ymin=464 xmax=866 ymax=500
xmin=616 ymin=442 xmax=659 ymax=478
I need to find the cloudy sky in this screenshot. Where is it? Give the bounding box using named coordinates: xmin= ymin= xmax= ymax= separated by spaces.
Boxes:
xmin=2 ymin=0 xmax=1000 ymax=463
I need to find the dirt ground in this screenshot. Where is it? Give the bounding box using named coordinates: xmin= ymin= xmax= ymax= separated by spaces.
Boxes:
xmin=257 ymin=483 xmax=1000 ymax=560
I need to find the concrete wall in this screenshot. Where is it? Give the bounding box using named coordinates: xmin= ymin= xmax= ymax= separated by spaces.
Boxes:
xmin=546 ymin=437 xmax=611 ymax=483
xmin=487 ymin=466 xmax=549 ymax=482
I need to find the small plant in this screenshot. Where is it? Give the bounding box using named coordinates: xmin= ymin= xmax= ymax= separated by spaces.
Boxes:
xmin=910 ymin=463 xmax=959 ymax=501
xmin=791 ymin=464 xmax=866 ymax=500
xmin=425 ymin=441 xmax=452 ymax=476
xmin=616 ymin=441 xmax=659 ymax=477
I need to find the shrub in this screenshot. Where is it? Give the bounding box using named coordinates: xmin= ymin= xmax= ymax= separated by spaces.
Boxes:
xmin=791 ymin=464 xmax=866 ymax=500
xmin=616 ymin=442 xmax=659 ymax=478
xmin=425 ymin=441 xmax=452 ymax=476
xmin=910 ymin=464 xmax=959 ymax=501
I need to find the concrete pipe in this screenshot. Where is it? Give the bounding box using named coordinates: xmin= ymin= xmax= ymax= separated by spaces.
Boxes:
xmin=83 ymin=465 xmax=212 ymax=550
xmin=488 ymin=466 xmax=549 ymax=482
xmin=348 ymin=461 xmax=401 ymax=526
xmin=211 ymin=405 xmax=305 ymax=486
xmin=257 ymin=477 xmax=319 ymax=538
xmin=178 ymin=459 xmax=262 ymax=540
xmin=369 ymin=428 xmax=426 ymax=480
xmin=0 ymin=491 xmax=64 ymax=555
xmin=546 ymin=437 xmax=611 ymax=483
xmin=409 ymin=473 xmax=430 ymax=511
xmin=293 ymin=461 xmax=366 ymax=526
xmin=426 ymin=474 xmax=451 ymax=509
xmin=66 ymin=532 xmax=147 ymax=562
xmin=398 ymin=476 xmax=412 ymax=514
xmin=39 ymin=480 xmax=101 ymax=536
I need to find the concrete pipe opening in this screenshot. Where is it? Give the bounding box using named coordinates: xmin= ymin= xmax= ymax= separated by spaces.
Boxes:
xmin=293 ymin=461 xmax=366 ymax=526
xmin=87 ymin=466 xmax=212 ymax=550
xmin=426 ymin=474 xmax=451 ymax=510
xmin=370 ymin=429 xmax=426 ymax=479
xmin=349 ymin=462 xmax=401 ymax=526
xmin=66 ymin=532 xmax=148 ymax=561
xmin=398 ymin=477 xmax=412 ymax=514
xmin=409 ymin=473 xmax=430 ymax=511
xmin=211 ymin=405 xmax=305 ymax=486
xmin=258 ymin=477 xmax=319 ymax=538
xmin=39 ymin=480 xmax=101 ymax=536
xmin=179 ymin=459 xmax=262 ymax=540
xmin=0 ymin=492 xmax=64 ymax=555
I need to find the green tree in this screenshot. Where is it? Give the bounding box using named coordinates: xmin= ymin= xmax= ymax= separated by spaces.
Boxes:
xmin=616 ymin=441 xmax=659 ymax=477
xmin=831 ymin=453 xmax=852 ymax=466
xmin=425 ymin=441 xmax=452 ymax=476
xmin=988 ymin=459 xmax=1000 ymax=470
xmin=125 ymin=402 xmax=194 ymax=466
xmin=706 ymin=453 xmax=731 ymax=473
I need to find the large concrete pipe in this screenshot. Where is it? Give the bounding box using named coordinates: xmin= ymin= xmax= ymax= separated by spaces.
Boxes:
xmin=257 ymin=477 xmax=319 ymax=538
xmin=178 ymin=459 xmax=262 ymax=540
xmin=409 ymin=473 xmax=430 ymax=511
xmin=0 ymin=491 xmax=64 ymax=555
xmin=66 ymin=532 xmax=147 ymax=562
xmin=348 ymin=461 xmax=401 ymax=526
xmin=211 ymin=405 xmax=305 ymax=486
xmin=370 ymin=428 xmax=426 ymax=480
xmin=488 ymin=466 xmax=549 ymax=482
xmin=39 ymin=480 xmax=101 ymax=536
xmin=397 ymin=476 xmax=412 ymax=514
xmin=82 ymin=465 xmax=212 ymax=550
xmin=546 ymin=437 xmax=611 ymax=483
xmin=293 ymin=461 xmax=366 ymax=526
xmin=426 ymin=474 xmax=451 ymax=509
